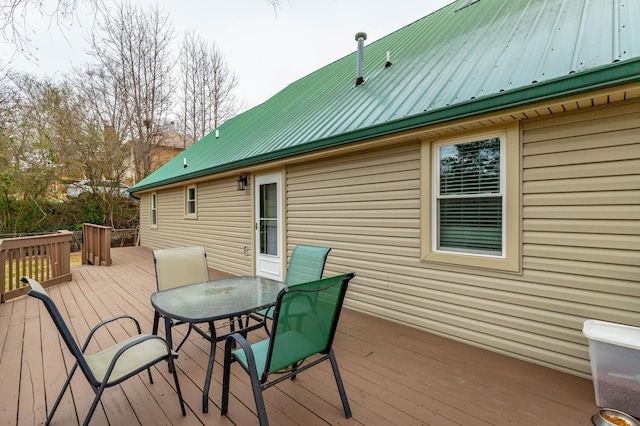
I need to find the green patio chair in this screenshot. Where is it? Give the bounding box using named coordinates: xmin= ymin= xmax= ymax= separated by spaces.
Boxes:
xmin=22 ymin=277 xmax=186 ymax=426
xmin=221 ymin=272 xmax=355 ymax=426
xmin=253 ymin=245 xmax=331 ymax=333
xmin=152 ymin=245 xmax=210 ymax=351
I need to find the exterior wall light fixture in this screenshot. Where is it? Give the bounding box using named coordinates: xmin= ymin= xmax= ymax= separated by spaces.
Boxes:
xmin=237 ymin=175 xmax=248 ymax=191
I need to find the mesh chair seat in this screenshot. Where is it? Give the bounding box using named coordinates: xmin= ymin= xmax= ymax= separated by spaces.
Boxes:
xmin=85 ymin=334 xmax=178 ymax=385
xmin=232 ymin=331 xmax=317 ymax=380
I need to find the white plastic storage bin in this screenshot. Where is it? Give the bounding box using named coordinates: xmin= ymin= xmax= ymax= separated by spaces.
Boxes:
xmin=583 ymin=320 xmax=640 ymax=418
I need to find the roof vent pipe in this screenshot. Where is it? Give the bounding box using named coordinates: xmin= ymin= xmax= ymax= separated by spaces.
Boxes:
xmin=355 ymin=32 xmax=367 ymax=86
xmin=385 ymin=51 xmax=392 ymax=68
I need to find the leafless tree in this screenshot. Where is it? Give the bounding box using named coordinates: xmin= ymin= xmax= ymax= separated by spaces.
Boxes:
xmin=177 ymin=31 xmax=241 ymax=142
xmin=1 ymin=0 xmax=102 ymax=61
xmin=88 ymin=2 xmax=175 ymax=182
xmin=2 ymin=0 xmax=283 ymax=62
xmin=67 ymin=64 xmax=130 ymax=186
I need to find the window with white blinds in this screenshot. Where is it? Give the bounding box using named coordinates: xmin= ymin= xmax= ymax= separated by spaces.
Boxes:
xmin=435 ymin=137 xmax=504 ymax=256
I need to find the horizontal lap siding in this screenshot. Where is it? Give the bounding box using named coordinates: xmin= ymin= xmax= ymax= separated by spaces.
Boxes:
xmin=520 ymin=100 xmax=640 ymax=373
xmin=286 ymin=100 xmax=640 ymax=376
xmin=285 ymin=143 xmax=588 ymax=373
xmin=138 ymin=177 xmax=253 ymax=276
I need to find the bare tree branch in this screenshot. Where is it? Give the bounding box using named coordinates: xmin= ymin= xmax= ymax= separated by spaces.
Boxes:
xmin=88 ymin=1 xmax=175 ymax=182
xmin=1 ymin=0 xmax=102 ymax=60
xmin=177 ymin=31 xmax=241 ymax=143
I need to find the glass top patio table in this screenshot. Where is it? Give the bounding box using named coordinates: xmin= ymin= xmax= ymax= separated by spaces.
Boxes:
xmin=150 ymin=276 xmax=287 ymax=413
xmin=151 ymin=276 xmax=287 ymax=323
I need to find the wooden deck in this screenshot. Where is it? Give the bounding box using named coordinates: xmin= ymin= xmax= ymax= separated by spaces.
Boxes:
xmin=0 ymin=246 xmax=598 ymax=425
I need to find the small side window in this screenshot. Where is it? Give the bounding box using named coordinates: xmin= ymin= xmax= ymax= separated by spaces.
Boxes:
xmin=186 ymin=185 xmax=197 ymax=217
xmin=150 ymin=192 xmax=157 ymax=227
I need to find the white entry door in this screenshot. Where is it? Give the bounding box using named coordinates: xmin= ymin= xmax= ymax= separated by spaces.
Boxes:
xmin=255 ymin=173 xmax=283 ymax=281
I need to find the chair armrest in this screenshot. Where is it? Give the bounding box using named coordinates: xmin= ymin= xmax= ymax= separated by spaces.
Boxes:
xmin=102 ymin=334 xmax=173 ymax=384
xmin=224 ymin=333 xmax=261 ymax=377
xmin=82 ymin=315 xmax=143 ymax=351
xmin=225 ymin=333 xmax=253 ymax=355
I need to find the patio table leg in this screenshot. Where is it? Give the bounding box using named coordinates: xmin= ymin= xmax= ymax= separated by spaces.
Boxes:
xmin=152 ymin=310 xmax=160 ymax=335
xmin=164 ymin=316 xmax=174 ymax=374
xmin=203 ymin=320 xmax=216 ymax=413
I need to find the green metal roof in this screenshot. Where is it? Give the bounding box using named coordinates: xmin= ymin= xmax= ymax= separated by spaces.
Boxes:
xmin=131 ymin=0 xmax=640 ymax=192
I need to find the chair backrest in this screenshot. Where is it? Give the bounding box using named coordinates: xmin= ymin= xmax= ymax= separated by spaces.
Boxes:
xmin=285 ymin=245 xmax=331 ymax=285
xmin=263 ymin=272 xmax=354 ymax=380
xmin=22 ymin=277 xmax=99 ymax=385
xmin=153 ymin=246 xmax=210 ymax=291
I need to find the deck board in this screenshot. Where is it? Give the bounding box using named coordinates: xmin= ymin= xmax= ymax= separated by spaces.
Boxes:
xmin=0 ymin=246 xmax=599 ymax=425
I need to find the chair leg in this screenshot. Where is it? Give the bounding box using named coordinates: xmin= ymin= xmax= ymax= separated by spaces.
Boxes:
xmin=249 ymin=367 xmax=269 ymax=426
xmin=83 ymin=384 xmax=106 ymax=426
xmin=222 ymin=340 xmax=268 ymax=425
xmin=329 ymin=349 xmax=352 ymax=419
xmin=174 ymin=323 xmax=193 ymax=352
xmin=46 ymin=361 xmax=79 ymax=425
xmin=168 ymin=354 xmax=186 ymax=416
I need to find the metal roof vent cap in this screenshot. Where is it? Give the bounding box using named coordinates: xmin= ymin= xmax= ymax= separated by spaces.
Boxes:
xmin=355 ymin=32 xmax=367 ymax=86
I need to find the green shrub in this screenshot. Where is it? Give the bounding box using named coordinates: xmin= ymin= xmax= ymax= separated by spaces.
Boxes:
xmin=0 ymin=196 xmax=139 ymax=235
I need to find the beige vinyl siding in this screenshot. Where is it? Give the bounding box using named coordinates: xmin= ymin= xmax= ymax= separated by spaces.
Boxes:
xmin=521 ymin=100 xmax=640 ymax=313
xmin=139 ymin=193 xmax=150 ymax=228
xmin=139 ymin=176 xmax=253 ymax=276
xmin=286 ymin=143 xmax=588 ymax=374
xmin=286 ymin=99 xmax=640 ymax=376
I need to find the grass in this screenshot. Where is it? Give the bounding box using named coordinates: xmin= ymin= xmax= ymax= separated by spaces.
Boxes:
xmin=71 ymin=253 xmax=82 ymax=267
xmin=3 ymin=253 xmax=83 ymax=292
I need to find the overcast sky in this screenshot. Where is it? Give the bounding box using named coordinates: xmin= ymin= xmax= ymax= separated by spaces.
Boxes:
xmin=6 ymin=0 xmax=453 ymax=110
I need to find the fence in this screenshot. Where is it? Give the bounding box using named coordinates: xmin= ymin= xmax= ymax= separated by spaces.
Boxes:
xmin=82 ymin=223 xmax=112 ymax=266
xmin=0 ymin=231 xmax=73 ymax=302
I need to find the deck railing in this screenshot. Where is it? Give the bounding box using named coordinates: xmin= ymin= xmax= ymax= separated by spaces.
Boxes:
xmin=0 ymin=230 xmax=73 ymax=302
xmin=82 ymin=223 xmax=112 ymax=266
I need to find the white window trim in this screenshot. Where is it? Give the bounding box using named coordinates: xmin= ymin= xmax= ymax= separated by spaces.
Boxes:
xmin=185 ymin=185 xmax=197 ymax=218
xmin=420 ymin=123 xmax=521 ymax=272
xmin=150 ymin=192 xmax=158 ymax=228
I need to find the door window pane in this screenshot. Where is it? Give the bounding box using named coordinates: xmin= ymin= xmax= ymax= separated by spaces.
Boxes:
xmin=259 ymin=183 xmax=278 ymax=255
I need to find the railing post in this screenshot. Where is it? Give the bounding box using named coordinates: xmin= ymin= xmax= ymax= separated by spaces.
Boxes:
xmin=0 ymin=249 xmax=5 ymax=302
xmin=81 ymin=223 xmax=112 ymax=266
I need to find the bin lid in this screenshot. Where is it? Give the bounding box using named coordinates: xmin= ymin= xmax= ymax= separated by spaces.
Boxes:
xmin=583 ymin=320 xmax=640 ymax=351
